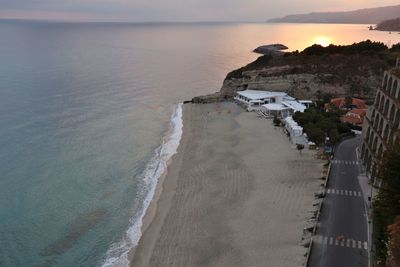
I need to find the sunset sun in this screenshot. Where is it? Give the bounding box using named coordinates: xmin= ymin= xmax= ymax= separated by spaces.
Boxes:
xmin=313 ymin=36 xmax=333 ymax=47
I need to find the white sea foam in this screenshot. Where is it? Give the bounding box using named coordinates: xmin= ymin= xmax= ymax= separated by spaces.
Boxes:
xmin=101 ymin=103 xmax=183 ymax=267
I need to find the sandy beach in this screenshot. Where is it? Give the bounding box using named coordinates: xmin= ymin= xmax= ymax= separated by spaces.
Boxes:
xmin=131 ymin=102 xmax=323 ymax=267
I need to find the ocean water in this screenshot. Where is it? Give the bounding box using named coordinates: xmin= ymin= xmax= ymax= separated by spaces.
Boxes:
xmin=0 ymin=21 xmax=399 ymax=267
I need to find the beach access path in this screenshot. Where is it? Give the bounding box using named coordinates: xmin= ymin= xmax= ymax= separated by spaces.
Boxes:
xmin=131 ymin=102 xmax=323 ymax=267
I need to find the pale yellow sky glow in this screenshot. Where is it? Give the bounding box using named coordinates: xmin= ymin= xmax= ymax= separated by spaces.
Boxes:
xmin=0 ymin=0 xmax=399 ymax=22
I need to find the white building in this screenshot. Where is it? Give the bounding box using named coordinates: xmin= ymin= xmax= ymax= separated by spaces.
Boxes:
xmin=299 ymin=100 xmax=313 ymax=109
xmin=262 ymin=100 xmax=307 ymax=119
xmin=234 ymin=90 xmax=288 ymax=111
xmin=234 ymin=90 xmax=310 ymax=116
xmin=234 ymin=89 xmax=313 ymax=147
xmin=284 ymin=116 xmax=308 ymax=146
xmin=262 ymin=103 xmax=291 ymax=118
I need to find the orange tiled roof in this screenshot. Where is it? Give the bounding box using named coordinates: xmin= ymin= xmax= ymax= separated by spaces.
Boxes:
xmin=348 ymin=109 xmax=367 ymax=116
xmin=330 ymin=97 xmax=366 ymax=109
xmin=340 ymin=108 xmax=367 ymax=126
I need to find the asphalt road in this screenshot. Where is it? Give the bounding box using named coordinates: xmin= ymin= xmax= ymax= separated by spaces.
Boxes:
xmin=309 ymin=137 xmax=369 ymax=267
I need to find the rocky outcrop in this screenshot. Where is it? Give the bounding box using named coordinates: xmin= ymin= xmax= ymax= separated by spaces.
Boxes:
xmin=192 ymin=42 xmax=395 ymax=103
xmin=220 ymin=64 xmax=381 ymax=101
xmin=220 ymin=70 xmax=345 ymax=100
xmin=191 ymin=92 xmax=225 ymax=103
xmin=376 ymin=17 xmax=400 ymax=32
xmin=254 ymin=44 xmax=288 ymax=56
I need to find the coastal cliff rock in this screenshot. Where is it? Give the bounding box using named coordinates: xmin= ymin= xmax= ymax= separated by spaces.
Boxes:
xmin=192 ymin=92 xmax=224 ymax=103
xmin=254 ymin=44 xmax=288 ymax=56
xmin=193 ymin=41 xmax=400 ymax=103
xmin=220 ymin=63 xmax=380 ymax=100
xmin=375 ymin=17 xmax=400 ymax=32
xmin=267 ymin=5 xmax=400 ymax=24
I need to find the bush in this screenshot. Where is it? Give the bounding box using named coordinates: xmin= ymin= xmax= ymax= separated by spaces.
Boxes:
xmin=226 ymin=55 xmax=273 ymax=79
xmin=301 ymin=40 xmax=388 ymax=56
xmin=373 ymin=142 xmax=400 ymax=264
xmin=293 ymin=107 xmax=352 ymax=146
xmin=391 ymin=43 xmax=400 ymax=52
xmin=273 ymin=116 xmax=281 ymax=126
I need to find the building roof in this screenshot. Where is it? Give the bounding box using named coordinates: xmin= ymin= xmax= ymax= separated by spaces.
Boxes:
xmin=281 ymin=100 xmax=307 ymax=112
xmin=283 ymin=96 xmax=296 ymax=101
xmin=341 ymin=116 xmax=363 ymax=126
xmin=347 ymin=109 xmax=367 ymax=116
xmin=329 ymin=97 xmax=366 ymax=109
xmin=237 ymin=90 xmax=287 ymax=100
xmin=263 ymin=103 xmax=290 ymax=111
xmin=340 ymin=109 xmax=367 ymax=126
xmin=285 ymin=116 xmax=300 ymax=127
xmin=299 ymin=100 xmax=313 ymax=104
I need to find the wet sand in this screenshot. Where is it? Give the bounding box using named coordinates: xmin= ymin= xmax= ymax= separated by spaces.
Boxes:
xmin=131 ymin=102 xmax=323 ymax=267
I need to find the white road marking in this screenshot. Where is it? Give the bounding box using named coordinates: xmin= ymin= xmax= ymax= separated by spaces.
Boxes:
xmin=332 ymin=159 xmax=359 ymax=166
xmin=325 ymin=188 xmax=362 ymax=197
xmin=316 ymin=236 xmax=368 ymax=251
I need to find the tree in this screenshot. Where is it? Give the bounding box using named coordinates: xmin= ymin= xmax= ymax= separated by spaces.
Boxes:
xmin=296 ymin=144 xmax=305 ymax=154
xmin=373 ymin=142 xmax=400 ymax=264
xmin=387 ymin=216 xmax=400 ymax=267
xmin=345 ymin=96 xmax=352 ymax=109
xmin=273 ymin=116 xmax=281 ymax=126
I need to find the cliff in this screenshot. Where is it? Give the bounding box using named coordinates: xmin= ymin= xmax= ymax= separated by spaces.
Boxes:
xmin=192 ymin=41 xmax=400 ymax=104
xmin=376 ymin=18 xmax=400 ymax=32
xmin=268 ymin=5 xmax=400 ymax=24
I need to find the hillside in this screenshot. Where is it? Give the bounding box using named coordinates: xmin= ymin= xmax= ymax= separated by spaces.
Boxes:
xmin=268 ymin=5 xmax=400 ymax=24
xmin=376 ymin=18 xmax=400 ymax=32
xmin=192 ymin=41 xmax=400 ymax=104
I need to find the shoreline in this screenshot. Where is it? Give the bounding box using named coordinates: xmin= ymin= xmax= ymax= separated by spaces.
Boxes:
xmin=128 ymin=104 xmax=190 ymax=265
xmin=102 ymin=104 xmax=183 ymax=267
xmin=131 ymin=102 xmax=324 ymax=266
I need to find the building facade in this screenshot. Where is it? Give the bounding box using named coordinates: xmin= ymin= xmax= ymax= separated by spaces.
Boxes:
xmin=360 ymin=59 xmax=400 ymax=176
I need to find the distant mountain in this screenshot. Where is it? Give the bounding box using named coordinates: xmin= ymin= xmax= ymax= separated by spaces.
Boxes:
xmin=268 ymin=5 xmax=400 ymax=24
xmin=376 ymin=18 xmax=400 ymax=32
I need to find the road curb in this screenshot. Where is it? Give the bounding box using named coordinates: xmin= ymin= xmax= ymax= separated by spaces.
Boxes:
xmin=305 ymin=160 xmax=332 ymax=266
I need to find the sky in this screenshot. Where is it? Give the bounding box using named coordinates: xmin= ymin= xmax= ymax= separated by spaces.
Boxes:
xmin=0 ymin=0 xmax=399 ymax=22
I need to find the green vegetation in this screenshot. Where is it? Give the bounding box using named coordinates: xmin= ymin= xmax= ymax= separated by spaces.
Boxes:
xmin=373 ymin=142 xmax=400 ymax=265
xmin=301 ymin=40 xmax=388 ymax=56
xmin=293 ymin=107 xmax=353 ymax=145
xmin=273 ymin=116 xmax=281 ymax=126
xmin=296 ymin=144 xmax=305 ymax=154
xmin=391 ymin=43 xmax=400 ymax=52
xmin=226 ymin=40 xmax=400 ymax=83
xmin=223 ymin=40 xmax=400 ymax=104
xmin=226 ymin=55 xmax=272 ymax=79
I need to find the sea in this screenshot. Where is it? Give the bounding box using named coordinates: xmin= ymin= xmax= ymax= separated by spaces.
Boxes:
xmin=0 ymin=21 xmax=399 ymax=267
